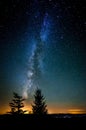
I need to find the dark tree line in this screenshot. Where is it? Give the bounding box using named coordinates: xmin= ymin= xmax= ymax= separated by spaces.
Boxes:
xmin=8 ymin=88 xmax=48 ymax=115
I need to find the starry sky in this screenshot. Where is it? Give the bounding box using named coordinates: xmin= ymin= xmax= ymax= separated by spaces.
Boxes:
xmin=0 ymin=0 xmax=86 ymax=114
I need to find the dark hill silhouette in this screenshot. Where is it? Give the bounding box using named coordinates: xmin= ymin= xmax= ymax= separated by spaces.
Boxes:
xmin=0 ymin=114 xmax=86 ymax=129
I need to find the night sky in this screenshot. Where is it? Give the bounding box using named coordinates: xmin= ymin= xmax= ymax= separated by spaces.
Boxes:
xmin=0 ymin=0 xmax=86 ymax=114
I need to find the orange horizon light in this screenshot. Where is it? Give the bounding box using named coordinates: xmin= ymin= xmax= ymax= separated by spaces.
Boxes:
xmin=68 ymin=109 xmax=86 ymax=114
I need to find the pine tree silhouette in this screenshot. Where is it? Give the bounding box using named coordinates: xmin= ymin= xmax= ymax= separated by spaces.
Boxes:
xmin=32 ymin=88 xmax=48 ymax=114
xmin=8 ymin=92 xmax=27 ymax=114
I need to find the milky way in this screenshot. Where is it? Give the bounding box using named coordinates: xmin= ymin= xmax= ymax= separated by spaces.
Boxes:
xmin=23 ymin=12 xmax=52 ymax=98
xmin=0 ymin=0 xmax=86 ymax=113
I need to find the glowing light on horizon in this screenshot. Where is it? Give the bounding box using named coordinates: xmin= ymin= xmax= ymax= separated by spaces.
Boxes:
xmin=68 ymin=109 xmax=86 ymax=114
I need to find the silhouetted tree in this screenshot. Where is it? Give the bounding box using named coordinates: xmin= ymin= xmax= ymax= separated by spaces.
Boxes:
xmin=9 ymin=92 xmax=27 ymax=115
xmin=32 ymin=88 xmax=48 ymax=114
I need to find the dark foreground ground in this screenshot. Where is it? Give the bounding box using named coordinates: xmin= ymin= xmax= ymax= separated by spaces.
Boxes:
xmin=0 ymin=114 xmax=86 ymax=129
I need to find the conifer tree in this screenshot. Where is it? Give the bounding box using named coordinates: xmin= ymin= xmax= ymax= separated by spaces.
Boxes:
xmin=32 ymin=88 xmax=48 ymax=114
xmin=9 ymin=92 xmax=27 ymax=114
